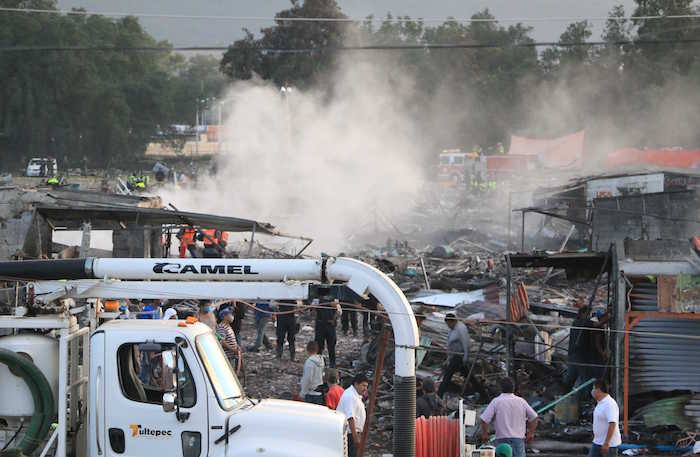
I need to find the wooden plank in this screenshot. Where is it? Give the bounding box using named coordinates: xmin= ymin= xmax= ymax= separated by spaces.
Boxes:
xmin=657 ymin=275 xmax=676 ymax=312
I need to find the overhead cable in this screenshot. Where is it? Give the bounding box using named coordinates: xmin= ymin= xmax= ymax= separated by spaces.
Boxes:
xmin=4 ymin=7 xmax=700 ymax=23
xmin=4 ymin=38 xmax=700 ymax=53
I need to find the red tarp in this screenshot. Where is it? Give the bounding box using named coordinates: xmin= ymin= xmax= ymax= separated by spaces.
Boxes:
xmin=606 ymin=148 xmax=700 ymax=169
xmin=486 ymin=155 xmax=535 ymax=173
xmin=508 ymin=131 xmax=584 ymax=168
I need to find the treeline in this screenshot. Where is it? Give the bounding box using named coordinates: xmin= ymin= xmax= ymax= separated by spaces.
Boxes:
xmin=222 ymin=0 xmax=700 ymax=156
xmin=0 ymin=0 xmax=225 ymax=168
xmin=4 ymin=0 xmax=700 ymax=168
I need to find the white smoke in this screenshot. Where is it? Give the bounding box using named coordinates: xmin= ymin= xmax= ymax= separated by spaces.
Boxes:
xmin=161 ymin=57 xmax=428 ymax=253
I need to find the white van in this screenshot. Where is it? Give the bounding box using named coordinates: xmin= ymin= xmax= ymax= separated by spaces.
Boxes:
xmin=25 ymin=158 xmax=58 ymax=177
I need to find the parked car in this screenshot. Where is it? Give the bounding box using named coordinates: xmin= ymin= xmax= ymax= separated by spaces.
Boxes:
xmin=25 ymin=158 xmax=57 ymax=177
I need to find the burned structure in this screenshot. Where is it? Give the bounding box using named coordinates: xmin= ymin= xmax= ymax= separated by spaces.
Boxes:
xmin=0 ymin=186 xmax=287 ymax=260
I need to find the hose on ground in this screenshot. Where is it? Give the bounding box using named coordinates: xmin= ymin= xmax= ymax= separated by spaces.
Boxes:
xmin=0 ymin=348 xmax=55 ymax=456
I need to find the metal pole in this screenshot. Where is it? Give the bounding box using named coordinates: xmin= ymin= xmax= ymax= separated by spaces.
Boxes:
xmin=247 ymin=224 xmax=256 ymax=257
xmin=505 ymin=254 xmax=513 ymax=378
xmin=507 ymin=191 xmax=512 ymax=248
xmin=420 ymin=257 xmax=431 ymax=290
xmin=195 ymin=100 xmax=200 ymax=157
xmin=358 ymin=330 xmax=389 ymax=457
xmin=57 ymin=328 xmax=68 ymax=457
xmin=535 ymin=378 xmax=595 ymax=414
xmin=521 ymin=211 xmax=525 ymax=252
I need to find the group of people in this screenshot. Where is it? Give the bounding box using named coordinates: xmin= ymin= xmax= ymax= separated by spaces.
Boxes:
xmin=176 ymin=227 xmax=229 ymax=259
xmin=245 ymin=298 xmax=376 ymax=369
xmin=126 ymin=172 xmax=150 ymax=191
xmin=425 ymin=308 xmax=620 ymax=457
xmin=296 ymin=342 xmax=369 ymax=457
xmin=137 ymin=296 xmax=622 ymax=457
xmin=473 ymin=376 xmax=620 ymax=457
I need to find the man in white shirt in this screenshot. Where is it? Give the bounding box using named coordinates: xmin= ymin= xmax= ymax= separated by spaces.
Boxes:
xmin=589 ymin=378 xmax=622 ymax=457
xmin=337 ymin=373 xmax=369 ymax=457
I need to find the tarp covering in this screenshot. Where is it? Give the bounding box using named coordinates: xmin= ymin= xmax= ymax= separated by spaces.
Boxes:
xmin=509 ymin=130 xmax=584 ymax=168
xmin=606 ymin=148 xmax=700 ymax=169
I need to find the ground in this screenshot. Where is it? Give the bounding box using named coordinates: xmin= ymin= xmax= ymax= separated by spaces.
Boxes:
xmin=236 ymin=310 xmax=391 ymax=456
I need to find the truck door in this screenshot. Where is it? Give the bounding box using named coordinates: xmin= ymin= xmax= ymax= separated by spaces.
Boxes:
xmin=103 ymin=334 xmax=208 ymax=457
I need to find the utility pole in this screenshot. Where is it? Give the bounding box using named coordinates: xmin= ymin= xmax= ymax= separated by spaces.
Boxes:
xmin=195 ymin=100 xmax=199 ymax=158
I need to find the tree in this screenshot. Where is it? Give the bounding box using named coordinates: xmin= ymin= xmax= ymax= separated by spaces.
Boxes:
xmin=558 ymin=21 xmax=593 ymax=65
xmin=633 ymin=0 xmax=696 ymax=74
xmin=220 ymin=0 xmax=347 ymax=88
xmin=0 ymin=2 xmax=183 ymax=168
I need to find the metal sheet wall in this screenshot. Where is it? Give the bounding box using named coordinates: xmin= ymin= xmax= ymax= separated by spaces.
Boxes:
xmin=629 ymin=281 xmax=700 ymax=394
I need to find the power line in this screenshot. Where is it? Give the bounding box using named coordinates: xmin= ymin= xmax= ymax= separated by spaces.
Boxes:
xmin=4 ymin=38 xmax=700 ymax=53
xmin=3 ymin=7 xmax=700 ymax=24
xmin=6 ymin=277 xmax=700 ymax=342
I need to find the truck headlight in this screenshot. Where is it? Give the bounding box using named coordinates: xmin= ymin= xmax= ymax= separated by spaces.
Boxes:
xmin=181 ymin=431 xmax=201 ymax=457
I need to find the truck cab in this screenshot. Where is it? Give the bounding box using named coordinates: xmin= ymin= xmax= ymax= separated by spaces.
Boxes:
xmin=89 ymin=320 xmax=347 ymax=457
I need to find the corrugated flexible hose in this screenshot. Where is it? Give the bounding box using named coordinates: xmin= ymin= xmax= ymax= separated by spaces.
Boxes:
xmin=0 ymin=348 xmax=55 ymax=456
xmin=394 ymin=375 xmax=416 ymax=457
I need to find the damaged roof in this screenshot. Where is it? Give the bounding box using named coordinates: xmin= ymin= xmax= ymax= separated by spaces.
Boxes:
xmin=508 ymin=251 xmax=611 ymax=273
xmin=36 ymin=205 xmax=280 ymax=235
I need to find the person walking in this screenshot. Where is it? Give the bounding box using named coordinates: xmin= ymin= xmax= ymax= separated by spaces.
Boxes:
xmin=480 ymin=378 xmax=538 ymax=457
xmin=315 ymin=299 xmax=341 ymax=368
xmin=216 ymin=308 xmax=242 ymax=374
xmin=589 ymin=379 xmax=621 ymax=457
xmin=437 ymin=313 xmax=470 ymax=398
xmin=337 ymin=373 xmax=369 ymax=457
xmin=275 ymin=300 xmax=297 ymax=361
xmin=325 ymin=368 xmax=344 ymax=410
xmin=299 ymin=341 xmax=325 ymax=405
xmin=249 ymin=301 xmax=273 ymax=352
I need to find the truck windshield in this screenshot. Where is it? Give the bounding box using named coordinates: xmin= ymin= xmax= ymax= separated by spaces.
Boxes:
xmin=195 ymin=333 xmax=244 ymax=410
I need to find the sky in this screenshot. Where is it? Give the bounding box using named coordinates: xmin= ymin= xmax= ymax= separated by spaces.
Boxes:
xmin=56 ymin=0 xmax=637 ymax=46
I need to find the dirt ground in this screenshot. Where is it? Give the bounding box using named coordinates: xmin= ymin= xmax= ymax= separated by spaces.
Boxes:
xmin=236 ymin=309 xmax=391 ymax=456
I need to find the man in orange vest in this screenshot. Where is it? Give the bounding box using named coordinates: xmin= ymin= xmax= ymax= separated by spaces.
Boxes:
xmin=201 ymin=228 xmax=221 ymax=258
xmin=177 ymin=227 xmax=196 ymax=258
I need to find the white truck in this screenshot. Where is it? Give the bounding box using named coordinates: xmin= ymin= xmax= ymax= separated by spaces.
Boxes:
xmin=0 ymin=257 xmax=420 ymax=457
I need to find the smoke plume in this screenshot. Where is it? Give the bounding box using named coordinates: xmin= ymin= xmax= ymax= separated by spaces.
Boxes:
xmin=161 ymin=57 xmax=429 ymax=253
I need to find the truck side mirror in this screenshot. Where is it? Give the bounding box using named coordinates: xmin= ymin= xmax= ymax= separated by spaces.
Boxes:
xmin=162 ymin=392 xmax=177 ymax=413
xmin=161 ymin=350 xmax=177 ymax=391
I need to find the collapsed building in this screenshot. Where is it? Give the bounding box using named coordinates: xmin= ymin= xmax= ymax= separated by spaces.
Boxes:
xmin=0 ymin=185 xmax=299 ymax=260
